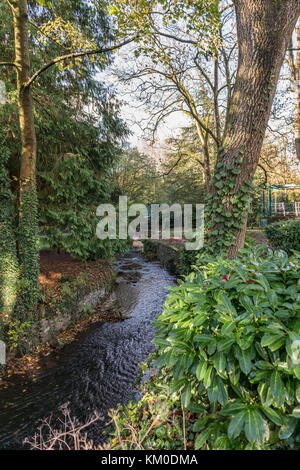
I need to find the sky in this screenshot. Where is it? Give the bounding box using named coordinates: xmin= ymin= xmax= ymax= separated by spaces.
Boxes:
xmin=96 ymin=43 xmax=190 ymax=154
xmin=95 ymin=16 xmax=300 ymax=178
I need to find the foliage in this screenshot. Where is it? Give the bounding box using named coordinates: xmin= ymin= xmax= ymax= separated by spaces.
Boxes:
xmin=31 ymin=0 xmax=129 ymax=259
xmin=109 ymin=0 xmax=226 ymax=197
xmin=39 ymin=153 xmax=129 ymax=260
xmin=107 ymin=370 xmax=194 ymax=450
xmin=17 ymin=184 xmax=40 ymax=314
xmin=205 ymin=157 xmax=255 ymax=254
xmin=0 ymin=0 xmax=129 ymax=348
xmin=2 ymin=259 xmax=115 ymax=354
xmin=151 ymin=247 xmax=300 ymax=449
xmin=112 ymin=148 xmax=159 ymax=203
xmin=113 ymin=131 xmax=208 ymax=206
xmin=5 ymin=320 xmax=32 ymax=353
xmin=159 ymin=127 xmax=208 ymax=205
xmin=0 ymin=1 xmax=129 ymax=261
xmin=109 ymin=0 xmax=221 ymax=50
xmin=265 ymin=219 xmax=300 ymax=253
xmin=176 ymin=249 xmax=200 ymax=276
xmin=142 ymin=239 xmax=158 ymax=261
xmin=0 ymin=138 xmax=19 ymax=325
xmin=143 ymin=240 xmax=200 ymax=277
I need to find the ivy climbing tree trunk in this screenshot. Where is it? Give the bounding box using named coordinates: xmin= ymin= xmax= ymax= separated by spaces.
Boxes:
xmin=0 ymin=147 xmax=19 ymax=324
xmin=11 ymin=0 xmax=39 ymax=313
xmin=206 ymin=0 xmax=300 ymax=256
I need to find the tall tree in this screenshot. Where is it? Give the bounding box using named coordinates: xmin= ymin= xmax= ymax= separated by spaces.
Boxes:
xmin=0 ymin=0 xmax=134 ymax=317
xmin=288 ymin=21 xmax=300 ymax=162
xmin=11 ymin=0 xmax=39 ymax=312
xmin=208 ymin=0 xmax=300 ymax=255
xmin=111 ymin=0 xmax=231 ymax=191
xmin=110 ymin=0 xmax=300 ymax=255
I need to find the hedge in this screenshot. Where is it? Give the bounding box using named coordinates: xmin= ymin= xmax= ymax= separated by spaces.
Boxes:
xmin=265 ymin=219 xmax=300 ymax=253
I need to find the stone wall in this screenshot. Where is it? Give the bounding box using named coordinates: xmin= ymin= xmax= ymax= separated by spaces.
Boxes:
xmin=143 ymin=240 xmax=181 ymax=274
xmin=38 ymin=271 xmax=116 ymax=344
xmin=143 ymin=239 xmax=200 ymax=276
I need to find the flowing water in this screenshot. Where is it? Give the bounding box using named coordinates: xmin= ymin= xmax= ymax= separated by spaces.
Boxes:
xmin=0 ymin=250 xmax=175 ymax=449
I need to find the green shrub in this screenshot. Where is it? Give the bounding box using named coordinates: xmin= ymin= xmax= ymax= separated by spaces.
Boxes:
xmin=143 ymin=239 xmax=157 ymax=261
xmin=176 ymin=249 xmax=200 ymax=276
xmin=152 ymin=247 xmax=300 ymax=449
xmin=265 ymin=219 xmax=300 ymax=253
xmin=106 ymin=368 xmax=198 ymax=450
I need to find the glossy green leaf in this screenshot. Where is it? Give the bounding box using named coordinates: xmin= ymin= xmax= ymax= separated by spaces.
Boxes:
xmin=228 ymin=410 xmax=247 ymax=439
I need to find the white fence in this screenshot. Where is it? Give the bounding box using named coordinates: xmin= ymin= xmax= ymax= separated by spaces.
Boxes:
xmin=271 ymin=202 xmax=300 ymax=216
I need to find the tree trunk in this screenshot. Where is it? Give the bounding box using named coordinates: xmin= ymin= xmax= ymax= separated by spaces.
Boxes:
xmin=11 ymin=0 xmax=39 ymax=313
xmin=12 ymin=0 xmax=36 ymax=183
xmin=294 ymin=26 xmax=300 ymax=163
xmin=194 ymin=121 xmax=211 ymax=191
xmin=202 ymin=144 xmax=211 ymax=192
xmin=207 ymin=0 xmax=300 ymax=256
xmin=288 ymin=23 xmax=300 ymax=162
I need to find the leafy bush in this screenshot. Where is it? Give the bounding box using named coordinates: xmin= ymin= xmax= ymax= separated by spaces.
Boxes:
xmin=265 ymin=219 xmax=300 ymax=253
xmin=106 ymin=370 xmax=195 ymax=450
xmin=152 ymin=247 xmax=300 ymax=449
xmin=176 ymin=249 xmax=200 ymax=276
xmin=143 ymin=239 xmax=157 ymax=261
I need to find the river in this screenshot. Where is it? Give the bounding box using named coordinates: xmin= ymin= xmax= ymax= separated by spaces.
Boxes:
xmin=0 ymin=250 xmax=175 ymax=449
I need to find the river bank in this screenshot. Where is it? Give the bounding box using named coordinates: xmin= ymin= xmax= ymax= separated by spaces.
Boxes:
xmin=0 ymin=249 xmax=175 ymax=449
xmin=0 ymin=251 xmax=119 ymax=389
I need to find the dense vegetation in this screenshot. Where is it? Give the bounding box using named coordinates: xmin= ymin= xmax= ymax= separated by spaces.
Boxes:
xmin=265 ymin=219 xmax=300 ymax=253
xmin=0 ymin=0 xmax=129 ymax=352
xmin=109 ymin=248 xmax=300 ymax=450
xmin=1 ymin=1 xmax=128 ymax=259
xmin=0 ymin=0 xmax=300 ymax=452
